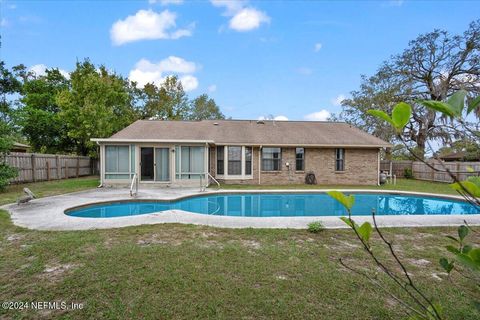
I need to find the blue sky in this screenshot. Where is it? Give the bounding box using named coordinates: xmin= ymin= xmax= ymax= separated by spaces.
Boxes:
xmin=1 ymin=0 xmax=478 ymax=121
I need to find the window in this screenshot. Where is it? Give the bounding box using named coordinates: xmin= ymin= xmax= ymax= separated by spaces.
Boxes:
xmin=105 ymin=145 xmax=130 ymax=179
xmin=245 ymin=147 xmax=252 ymax=175
xmin=335 ymin=148 xmax=345 ymax=171
xmin=217 ymin=146 xmax=224 ymax=175
xmin=262 ymin=147 xmax=281 ymax=171
xmin=216 ymin=146 xmax=253 ymax=177
xmin=228 ymin=146 xmax=242 ymax=175
xmin=296 ymin=148 xmax=305 ymax=171
xmin=175 ymin=146 xmax=205 ymax=180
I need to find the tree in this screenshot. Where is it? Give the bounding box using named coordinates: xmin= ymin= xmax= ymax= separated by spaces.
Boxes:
xmin=0 ymin=61 xmax=20 ymax=190
xmin=189 ymin=94 xmax=225 ymax=120
xmin=342 ymin=20 xmax=480 ymax=159
xmin=15 ymin=67 xmax=73 ymax=153
xmin=437 ymin=138 xmax=480 ymax=160
xmin=141 ymin=76 xmax=190 ymax=120
xmin=56 ymin=60 xmax=139 ymax=157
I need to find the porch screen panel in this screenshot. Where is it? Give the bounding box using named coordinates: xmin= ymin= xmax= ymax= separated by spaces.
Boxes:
xmin=176 ymin=146 xmax=205 ymax=180
xmin=105 ymin=145 xmax=130 ymax=179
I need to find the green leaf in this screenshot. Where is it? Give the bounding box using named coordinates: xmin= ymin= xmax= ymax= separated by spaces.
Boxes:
xmin=468 ymin=248 xmax=480 ymax=264
xmin=367 ymin=110 xmax=395 ymax=127
xmin=450 ymin=181 xmax=480 ymax=197
xmin=445 ymin=235 xmax=459 ymax=243
xmin=467 ymin=95 xmax=480 ymax=115
xmin=419 ymin=100 xmax=456 ymax=117
xmin=456 ymin=253 xmax=480 ymax=271
xmin=458 ymin=225 xmax=469 ymax=241
xmin=446 ymin=90 xmax=467 ymax=116
xmin=391 ymin=102 xmax=412 ymax=132
xmin=446 ymin=245 xmax=460 ymax=254
xmin=340 ymin=216 xmax=356 ymax=228
xmin=462 ymin=245 xmax=473 ymax=254
xmin=357 ymin=222 xmax=373 ymax=243
xmin=439 ymin=257 xmax=454 ymax=273
xmin=327 ymin=191 xmax=355 ymax=210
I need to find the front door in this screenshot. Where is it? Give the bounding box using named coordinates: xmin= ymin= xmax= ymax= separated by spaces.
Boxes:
xmin=140 ymin=147 xmax=154 ymax=181
xmin=155 ymin=148 xmax=170 ymax=181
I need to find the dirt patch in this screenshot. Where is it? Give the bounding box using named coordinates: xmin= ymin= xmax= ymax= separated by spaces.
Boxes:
xmin=40 ymin=263 xmax=79 ymax=281
xmin=6 ymin=233 xmax=24 ymax=242
xmin=241 ymin=240 xmax=261 ymax=250
xmin=408 ymin=258 xmax=431 ymax=267
xmin=136 ymin=234 xmax=183 ymax=247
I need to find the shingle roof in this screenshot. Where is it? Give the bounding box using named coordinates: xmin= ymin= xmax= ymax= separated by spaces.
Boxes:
xmin=99 ymin=119 xmax=391 ymax=148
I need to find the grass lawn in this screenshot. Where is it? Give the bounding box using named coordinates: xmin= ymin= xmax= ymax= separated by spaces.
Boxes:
xmin=1 ymin=177 xmax=476 ymax=318
xmin=0 ymin=209 xmax=478 ymax=319
xmin=0 ymin=176 xmax=100 ymax=206
xmin=217 ymin=178 xmax=458 ymax=195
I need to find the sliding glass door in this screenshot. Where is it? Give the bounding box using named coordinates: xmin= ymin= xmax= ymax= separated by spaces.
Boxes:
xmin=141 ymin=147 xmax=171 ymax=182
xmin=155 ymin=148 xmax=170 ymax=181
xmin=175 ymin=146 xmax=205 ymax=180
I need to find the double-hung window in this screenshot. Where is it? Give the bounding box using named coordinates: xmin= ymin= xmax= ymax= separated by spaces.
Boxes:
xmin=335 ymin=148 xmax=345 ymax=171
xmin=245 ymin=147 xmax=252 ymax=175
xmin=262 ymin=147 xmax=282 ymax=171
xmin=228 ymin=146 xmax=242 ymax=175
xmin=296 ymin=148 xmax=305 ymax=171
xmin=216 ymin=146 xmax=224 ymax=175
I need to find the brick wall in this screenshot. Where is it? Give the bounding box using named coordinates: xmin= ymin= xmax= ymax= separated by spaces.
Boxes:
xmin=210 ymin=146 xmax=379 ymax=186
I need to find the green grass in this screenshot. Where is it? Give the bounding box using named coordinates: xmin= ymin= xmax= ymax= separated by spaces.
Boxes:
xmin=217 ymin=178 xmax=458 ymax=195
xmin=0 ymin=209 xmax=479 ymax=319
xmin=0 ymin=176 xmax=100 ymax=206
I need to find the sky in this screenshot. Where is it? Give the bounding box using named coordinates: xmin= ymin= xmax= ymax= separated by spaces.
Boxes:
xmin=1 ymin=0 xmax=479 ymax=121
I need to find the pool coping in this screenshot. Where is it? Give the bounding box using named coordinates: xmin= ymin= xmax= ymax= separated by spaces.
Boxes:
xmin=2 ymin=187 xmax=479 ymax=231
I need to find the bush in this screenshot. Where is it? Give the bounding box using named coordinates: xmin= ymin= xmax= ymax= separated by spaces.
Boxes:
xmin=307 ymin=221 xmax=324 ymax=233
xmin=0 ymin=164 xmax=17 ymax=191
xmin=403 ymin=167 xmax=414 ymax=179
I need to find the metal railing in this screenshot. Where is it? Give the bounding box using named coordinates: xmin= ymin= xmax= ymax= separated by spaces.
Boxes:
xmin=130 ymin=173 xmax=138 ymax=197
xmin=199 ymin=173 xmax=221 ymax=192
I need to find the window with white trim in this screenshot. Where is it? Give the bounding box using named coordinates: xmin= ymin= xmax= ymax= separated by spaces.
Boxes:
xmin=216 ymin=146 xmax=253 ymax=178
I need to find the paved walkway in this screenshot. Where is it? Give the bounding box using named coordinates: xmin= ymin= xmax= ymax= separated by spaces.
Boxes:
xmin=2 ymin=188 xmax=479 ymax=231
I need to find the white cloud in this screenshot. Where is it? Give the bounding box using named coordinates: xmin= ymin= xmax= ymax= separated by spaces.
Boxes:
xmin=304 ymin=110 xmax=331 ymax=121
xmin=179 ymin=75 xmax=199 ymax=91
xmin=1 ymin=18 xmax=7 ymax=27
xmin=258 ymin=115 xmax=288 ymax=121
xmin=211 ymin=0 xmax=246 ymax=15
xmin=29 ymin=64 xmax=70 ymax=79
xmin=331 ymin=94 xmax=346 ymax=106
xmin=314 ymin=43 xmax=322 ymax=52
xmin=128 ymin=56 xmax=198 ymax=91
xmin=208 ymin=84 xmax=217 ymax=92
xmin=211 ymin=1 xmax=270 ymax=32
xmin=110 ymin=9 xmax=193 ymax=45
xmin=229 ymin=8 xmax=270 ymax=32
xmin=149 ymin=0 xmax=184 ymax=5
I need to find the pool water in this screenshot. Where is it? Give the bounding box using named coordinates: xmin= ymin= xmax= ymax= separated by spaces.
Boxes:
xmin=66 ymin=193 xmax=480 ymax=218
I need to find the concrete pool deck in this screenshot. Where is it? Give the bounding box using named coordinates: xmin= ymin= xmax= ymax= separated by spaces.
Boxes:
xmin=1 ymin=187 xmax=480 ymax=231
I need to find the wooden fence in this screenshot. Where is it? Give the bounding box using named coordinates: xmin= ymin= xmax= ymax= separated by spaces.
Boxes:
xmin=381 ymin=160 xmax=480 ymax=183
xmin=5 ymin=152 xmax=98 ymax=184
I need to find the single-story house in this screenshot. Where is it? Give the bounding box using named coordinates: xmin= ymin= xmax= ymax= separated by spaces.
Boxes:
xmin=92 ymin=119 xmax=391 ymax=187
xmin=439 ymin=151 xmax=480 ymax=162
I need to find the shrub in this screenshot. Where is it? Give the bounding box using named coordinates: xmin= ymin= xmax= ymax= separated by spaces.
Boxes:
xmin=403 ymin=167 xmax=414 ymax=179
xmin=307 ymin=221 xmax=324 ymax=233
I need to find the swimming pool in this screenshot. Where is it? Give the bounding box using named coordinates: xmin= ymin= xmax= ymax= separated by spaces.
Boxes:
xmin=65 ymin=192 xmax=479 ymax=218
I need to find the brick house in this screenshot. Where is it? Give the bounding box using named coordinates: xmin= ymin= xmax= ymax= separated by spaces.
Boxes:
xmin=92 ymin=119 xmax=391 ymax=187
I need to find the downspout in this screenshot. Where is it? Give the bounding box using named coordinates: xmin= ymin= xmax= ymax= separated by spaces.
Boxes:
xmin=96 ymin=141 xmax=104 ymax=188
xmin=258 ymin=146 xmax=262 ymax=185
xmin=377 ymin=148 xmax=381 ymax=186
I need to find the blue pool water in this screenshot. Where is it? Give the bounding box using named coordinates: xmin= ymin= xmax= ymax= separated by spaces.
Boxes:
xmin=65 ymin=193 xmax=479 ymax=218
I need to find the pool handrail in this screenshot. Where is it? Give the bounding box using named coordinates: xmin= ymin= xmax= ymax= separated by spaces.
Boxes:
xmin=130 ymin=173 xmax=138 ymax=197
